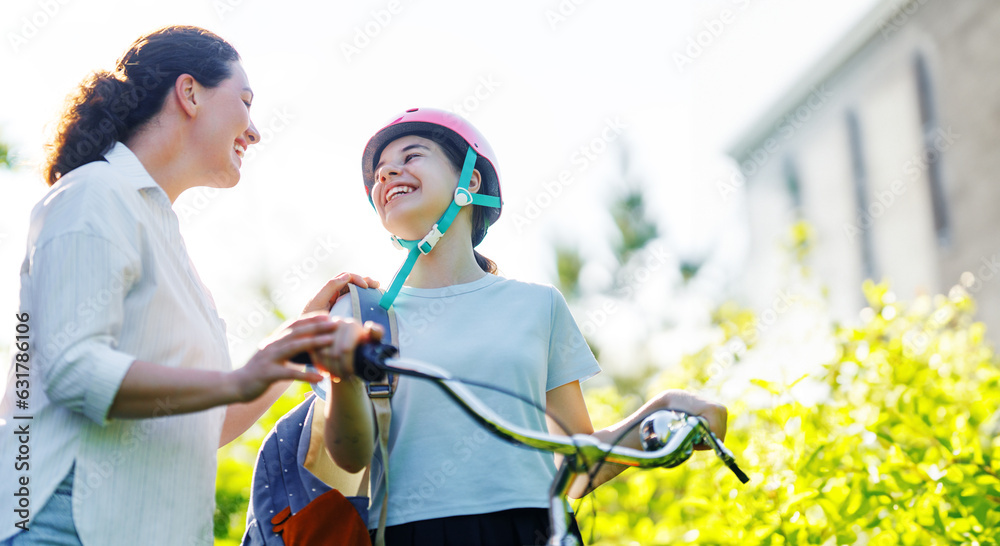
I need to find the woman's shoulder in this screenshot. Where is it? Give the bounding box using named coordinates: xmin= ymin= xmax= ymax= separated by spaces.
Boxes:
xmin=41 ymin=159 xmax=130 ymax=206
xmin=29 ymin=160 xmax=139 ymax=246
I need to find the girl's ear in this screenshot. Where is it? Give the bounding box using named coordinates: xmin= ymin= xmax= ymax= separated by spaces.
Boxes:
xmin=468 ymin=168 xmax=483 ymax=194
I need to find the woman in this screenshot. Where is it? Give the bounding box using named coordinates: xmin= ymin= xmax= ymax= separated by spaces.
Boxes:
xmin=0 ymin=26 xmax=371 ymax=545
xmin=315 ymin=108 xmax=729 ymax=544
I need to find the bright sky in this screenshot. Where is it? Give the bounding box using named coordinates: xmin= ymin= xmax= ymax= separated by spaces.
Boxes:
xmin=0 ymin=0 xmax=882 ymax=370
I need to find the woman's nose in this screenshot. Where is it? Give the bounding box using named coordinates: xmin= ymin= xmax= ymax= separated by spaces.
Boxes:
xmin=246 ymin=119 xmax=261 ymax=144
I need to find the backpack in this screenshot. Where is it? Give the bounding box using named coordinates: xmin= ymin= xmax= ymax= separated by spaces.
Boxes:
xmin=241 ymin=285 xmax=398 ymax=546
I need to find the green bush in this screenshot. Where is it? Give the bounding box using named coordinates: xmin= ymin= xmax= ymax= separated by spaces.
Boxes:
xmin=577 ymin=281 xmax=1000 ymax=545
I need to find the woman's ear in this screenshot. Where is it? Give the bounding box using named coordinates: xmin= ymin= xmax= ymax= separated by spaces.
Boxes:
xmin=173 ymin=73 xmax=199 ymax=117
xmin=468 ymin=168 xmax=483 ymax=194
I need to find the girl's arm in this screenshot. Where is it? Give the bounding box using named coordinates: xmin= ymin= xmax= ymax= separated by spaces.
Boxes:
xmin=314 ymin=319 xmax=382 ymax=473
xmin=545 ymin=384 xmax=728 ymax=499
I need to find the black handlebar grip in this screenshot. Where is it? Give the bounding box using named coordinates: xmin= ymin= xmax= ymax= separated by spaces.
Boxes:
xmin=354 ymin=342 xmax=398 ymax=382
xmin=728 ymin=462 xmax=750 ymax=484
xmin=289 ymin=351 xmax=312 ymax=365
xmin=289 ymin=342 xmax=397 ymax=383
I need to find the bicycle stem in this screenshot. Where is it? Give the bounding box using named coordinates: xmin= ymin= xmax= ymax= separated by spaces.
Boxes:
xmin=549 ymin=460 xmax=581 ymax=546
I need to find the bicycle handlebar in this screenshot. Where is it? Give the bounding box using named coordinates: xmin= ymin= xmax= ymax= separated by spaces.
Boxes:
xmin=354 ymin=342 xmax=749 ymax=483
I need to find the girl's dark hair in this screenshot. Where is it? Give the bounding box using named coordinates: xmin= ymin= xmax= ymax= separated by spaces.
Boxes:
xmin=43 ymin=25 xmax=240 ymax=185
xmin=412 ymin=131 xmax=498 ymax=274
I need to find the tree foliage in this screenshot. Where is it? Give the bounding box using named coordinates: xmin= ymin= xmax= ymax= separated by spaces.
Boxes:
xmin=577 ymin=280 xmax=999 ymax=545
xmin=1 ymin=139 xmax=13 ymax=169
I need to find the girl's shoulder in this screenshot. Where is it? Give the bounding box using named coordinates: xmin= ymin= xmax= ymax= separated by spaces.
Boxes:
xmin=482 ymin=275 xmax=562 ymax=298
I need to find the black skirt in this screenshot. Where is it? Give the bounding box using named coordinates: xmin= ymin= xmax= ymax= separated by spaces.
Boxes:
xmin=370 ymin=507 xmax=585 ymax=545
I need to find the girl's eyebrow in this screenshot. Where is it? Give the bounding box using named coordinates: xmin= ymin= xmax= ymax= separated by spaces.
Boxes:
xmin=376 ymin=143 xmax=430 ymax=171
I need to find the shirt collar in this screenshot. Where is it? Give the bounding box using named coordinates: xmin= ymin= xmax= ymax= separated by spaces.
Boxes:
xmin=104 ymin=142 xmax=167 ymax=194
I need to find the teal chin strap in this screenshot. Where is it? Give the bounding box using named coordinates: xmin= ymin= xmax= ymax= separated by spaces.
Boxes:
xmin=379 ymin=146 xmax=500 ymax=310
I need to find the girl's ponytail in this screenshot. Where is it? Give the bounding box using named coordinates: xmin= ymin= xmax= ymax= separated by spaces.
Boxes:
xmin=474 ymin=250 xmax=497 ymax=274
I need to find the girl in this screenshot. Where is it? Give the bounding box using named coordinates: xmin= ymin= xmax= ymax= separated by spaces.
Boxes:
xmin=315 ymin=108 xmax=728 ymax=545
xmin=0 ymin=26 xmax=372 ymax=545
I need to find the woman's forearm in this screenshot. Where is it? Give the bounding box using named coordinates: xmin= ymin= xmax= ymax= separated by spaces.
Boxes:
xmin=108 ymin=360 xmax=242 ymax=419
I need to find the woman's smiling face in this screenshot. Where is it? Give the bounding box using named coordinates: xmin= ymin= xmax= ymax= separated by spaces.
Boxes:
xmin=372 ymin=135 xmax=462 ymax=240
xmin=191 ymin=61 xmax=260 ymax=188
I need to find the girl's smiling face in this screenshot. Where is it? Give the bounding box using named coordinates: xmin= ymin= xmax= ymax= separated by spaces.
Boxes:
xmin=373 ymin=135 xmax=469 ymax=240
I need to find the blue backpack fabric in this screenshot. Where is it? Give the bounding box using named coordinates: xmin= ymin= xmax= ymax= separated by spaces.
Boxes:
xmin=241 ymin=286 xmax=397 ymax=546
xmin=240 ymin=393 xmax=369 ymax=545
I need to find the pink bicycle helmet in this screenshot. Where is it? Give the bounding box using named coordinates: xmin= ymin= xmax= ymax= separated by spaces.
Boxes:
xmin=362 ymin=108 xmax=502 ymax=246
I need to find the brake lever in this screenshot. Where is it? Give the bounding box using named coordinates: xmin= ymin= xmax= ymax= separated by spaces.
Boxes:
xmin=690 ymin=416 xmax=750 ymax=484
xmin=641 ymin=411 xmax=749 ymax=484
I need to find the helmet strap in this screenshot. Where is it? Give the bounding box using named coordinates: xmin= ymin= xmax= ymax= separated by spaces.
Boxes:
xmin=379 ymin=146 xmax=499 ymax=310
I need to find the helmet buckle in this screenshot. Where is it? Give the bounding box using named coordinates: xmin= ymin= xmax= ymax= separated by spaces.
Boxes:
xmin=454 ymin=187 xmax=473 ymax=207
xmin=417 ymin=224 xmax=443 ymax=255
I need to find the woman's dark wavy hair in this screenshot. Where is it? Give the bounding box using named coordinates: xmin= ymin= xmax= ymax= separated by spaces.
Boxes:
xmin=409 ymin=130 xmax=499 ymax=275
xmin=43 ymin=25 xmax=240 ymax=185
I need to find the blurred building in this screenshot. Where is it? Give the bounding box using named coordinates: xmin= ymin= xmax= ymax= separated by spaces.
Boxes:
xmin=726 ymin=0 xmax=1000 ymax=339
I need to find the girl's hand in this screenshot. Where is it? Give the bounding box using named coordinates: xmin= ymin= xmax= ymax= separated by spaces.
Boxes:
xmin=310 ymin=319 xmax=384 ymax=381
xmin=651 ymin=390 xmax=728 ymax=450
xmin=230 ymin=314 xmax=333 ymax=402
xmin=302 ymin=272 xmax=380 ymax=315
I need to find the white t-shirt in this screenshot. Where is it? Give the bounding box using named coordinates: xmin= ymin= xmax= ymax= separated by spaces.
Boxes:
xmin=329 ymin=274 xmax=601 ymax=527
xmin=0 ymin=143 xmax=230 ymax=545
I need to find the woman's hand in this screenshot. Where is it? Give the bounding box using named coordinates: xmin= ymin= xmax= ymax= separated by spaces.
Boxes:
xmin=650 ymin=390 xmax=728 ymax=450
xmin=310 ymin=319 xmax=384 ymax=381
xmin=229 ymin=314 xmax=335 ymax=403
xmin=302 ymin=272 xmax=380 ymax=315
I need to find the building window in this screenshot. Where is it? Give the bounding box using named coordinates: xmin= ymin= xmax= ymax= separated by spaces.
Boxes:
xmin=783 ymin=155 xmax=803 ymax=213
xmin=914 ymin=52 xmax=951 ymax=245
xmin=846 ymin=110 xmax=878 ymax=281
